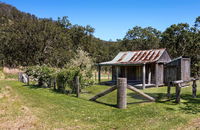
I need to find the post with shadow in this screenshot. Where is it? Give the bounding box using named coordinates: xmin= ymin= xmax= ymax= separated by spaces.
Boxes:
xmin=117 ymin=78 xmax=127 ymax=109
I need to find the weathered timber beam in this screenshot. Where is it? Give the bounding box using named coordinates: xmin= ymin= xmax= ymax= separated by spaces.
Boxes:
xmin=127 ymin=85 xmax=155 ymax=102
xmin=172 ymin=77 xmax=200 ymax=85
xmin=172 ymin=80 xmax=184 ymax=84
xmin=89 ymin=85 xmax=117 ymax=101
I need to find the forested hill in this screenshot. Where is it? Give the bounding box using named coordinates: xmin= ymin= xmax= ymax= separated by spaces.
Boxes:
xmin=0 ymin=2 xmax=200 ymax=75
xmin=0 ymin=2 xmax=120 ymax=67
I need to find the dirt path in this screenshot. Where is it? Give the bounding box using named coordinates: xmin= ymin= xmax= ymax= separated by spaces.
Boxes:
xmin=0 ymin=86 xmax=39 ymax=129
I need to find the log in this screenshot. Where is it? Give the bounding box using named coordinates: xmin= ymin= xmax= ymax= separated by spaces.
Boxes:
xmin=90 ymin=85 xmax=117 ymax=101
xmin=175 ymin=84 xmax=181 ymax=103
xmin=75 ymin=76 xmax=80 ymax=98
xmin=192 ymin=80 xmax=197 ymax=98
xmin=117 ymin=78 xmax=127 ymax=109
xmin=127 ymin=85 xmax=155 ymax=102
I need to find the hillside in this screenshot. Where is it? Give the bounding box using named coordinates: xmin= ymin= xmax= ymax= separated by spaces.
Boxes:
xmin=0 ymin=2 xmax=199 ymax=74
xmin=0 ymin=2 xmax=118 ymax=67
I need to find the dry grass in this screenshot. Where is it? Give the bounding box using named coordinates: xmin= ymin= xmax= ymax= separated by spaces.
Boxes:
xmin=0 ymin=86 xmax=40 ymax=129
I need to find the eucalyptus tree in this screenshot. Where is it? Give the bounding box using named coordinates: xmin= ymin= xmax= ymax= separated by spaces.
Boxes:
xmin=122 ymin=26 xmax=161 ymax=50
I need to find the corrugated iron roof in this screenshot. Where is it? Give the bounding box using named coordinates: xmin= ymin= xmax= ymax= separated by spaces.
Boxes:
xmin=99 ymin=48 xmax=166 ymax=65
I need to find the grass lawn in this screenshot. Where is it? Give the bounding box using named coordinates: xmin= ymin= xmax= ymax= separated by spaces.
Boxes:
xmin=0 ymin=80 xmax=200 ymax=129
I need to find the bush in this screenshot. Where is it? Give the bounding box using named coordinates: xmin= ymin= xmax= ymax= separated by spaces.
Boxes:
xmin=25 ymin=52 xmax=94 ymax=94
xmin=56 ymin=68 xmax=80 ymax=93
xmin=26 ymin=65 xmax=56 ymax=87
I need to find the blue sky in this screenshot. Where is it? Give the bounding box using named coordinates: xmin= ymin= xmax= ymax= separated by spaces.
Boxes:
xmin=2 ymin=0 xmax=200 ymax=41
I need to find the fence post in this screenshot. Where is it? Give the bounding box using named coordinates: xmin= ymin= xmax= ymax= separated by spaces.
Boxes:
xmin=167 ymin=82 xmax=171 ymax=98
xmin=117 ymin=78 xmax=127 ymax=109
xmin=53 ymin=78 xmax=56 ymax=90
xmin=192 ymin=80 xmax=197 ymax=98
xmin=75 ymin=76 xmax=80 ymax=98
xmin=27 ymin=75 xmax=29 ymax=85
xmin=18 ymin=72 xmax=22 ymax=82
xmin=175 ymin=84 xmax=181 ymax=103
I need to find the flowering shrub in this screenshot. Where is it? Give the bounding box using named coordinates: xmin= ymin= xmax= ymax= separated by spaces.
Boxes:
xmin=26 ymin=65 xmax=56 ymax=87
xmin=66 ymin=49 xmax=95 ymax=86
xmin=25 ymin=49 xmax=95 ymax=93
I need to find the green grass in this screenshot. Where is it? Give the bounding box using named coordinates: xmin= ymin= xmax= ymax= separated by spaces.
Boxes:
xmin=4 ymin=73 xmax=18 ymax=79
xmin=0 ymin=80 xmax=200 ymax=129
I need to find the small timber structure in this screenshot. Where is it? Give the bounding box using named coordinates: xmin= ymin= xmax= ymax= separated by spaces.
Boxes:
xmin=97 ymin=48 xmax=192 ymax=89
xmin=98 ymin=48 xmax=171 ymax=89
xmin=92 ymin=49 xmax=197 ymax=107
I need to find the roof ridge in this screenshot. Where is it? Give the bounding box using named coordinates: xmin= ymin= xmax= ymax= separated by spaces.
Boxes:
xmin=120 ymin=48 xmax=166 ymax=53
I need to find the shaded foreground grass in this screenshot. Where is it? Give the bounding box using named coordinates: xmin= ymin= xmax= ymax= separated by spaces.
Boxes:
xmin=0 ymin=80 xmax=200 ymax=129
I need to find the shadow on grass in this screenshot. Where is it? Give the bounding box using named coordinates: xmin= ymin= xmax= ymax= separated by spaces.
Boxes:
xmin=127 ymin=100 xmax=153 ymax=105
xmin=23 ymin=83 xmax=200 ymax=113
xmin=23 ymin=84 xmax=43 ymax=89
xmin=179 ymin=94 xmax=200 ymax=114
xmin=91 ymin=100 xmax=117 ymax=108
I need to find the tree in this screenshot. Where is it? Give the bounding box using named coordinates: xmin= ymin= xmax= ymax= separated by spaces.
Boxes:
xmin=67 ymin=49 xmax=93 ymax=79
xmin=123 ymin=26 xmax=161 ymax=50
xmin=161 ymin=23 xmax=193 ymax=57
xmin=161 ymin=22 xmax=200 ymax=76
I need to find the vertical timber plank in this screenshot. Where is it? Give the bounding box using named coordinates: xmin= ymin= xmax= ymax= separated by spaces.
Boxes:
xmin=148 ymin=67 xmax=151 ymax=84
xmin=155 ymin=63 xmax=159 ymax=87
xmin=142 ymin=64 xmax=146 ymax=89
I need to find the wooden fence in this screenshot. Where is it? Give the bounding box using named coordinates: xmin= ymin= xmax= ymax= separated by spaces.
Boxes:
xmin=90 ymin=78 xmax=155 ymax=109
xmin=167 ymin=77 xmax=199 ymax=103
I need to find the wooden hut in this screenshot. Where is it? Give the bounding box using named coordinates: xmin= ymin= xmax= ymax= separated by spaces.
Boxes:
xmin=98 ymin=48 xmax=171 ymax=89
xmin=164 ymin=56 xmax=191 ymax=84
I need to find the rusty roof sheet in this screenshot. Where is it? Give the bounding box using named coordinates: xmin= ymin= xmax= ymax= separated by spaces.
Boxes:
xmin=99 ymin=48 xmax=166 ymax=65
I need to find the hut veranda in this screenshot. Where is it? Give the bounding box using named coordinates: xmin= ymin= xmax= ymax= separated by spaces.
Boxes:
xmin=98 ymin=48 xmax=191 ymax=89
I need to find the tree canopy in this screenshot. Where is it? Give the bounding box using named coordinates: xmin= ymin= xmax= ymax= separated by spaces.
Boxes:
xmin=0 ymin=2 xmax=199 ymax=75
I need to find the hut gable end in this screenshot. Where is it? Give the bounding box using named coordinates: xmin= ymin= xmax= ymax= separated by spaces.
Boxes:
xmin=157 ymin=50 xmax=171 ymax=63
